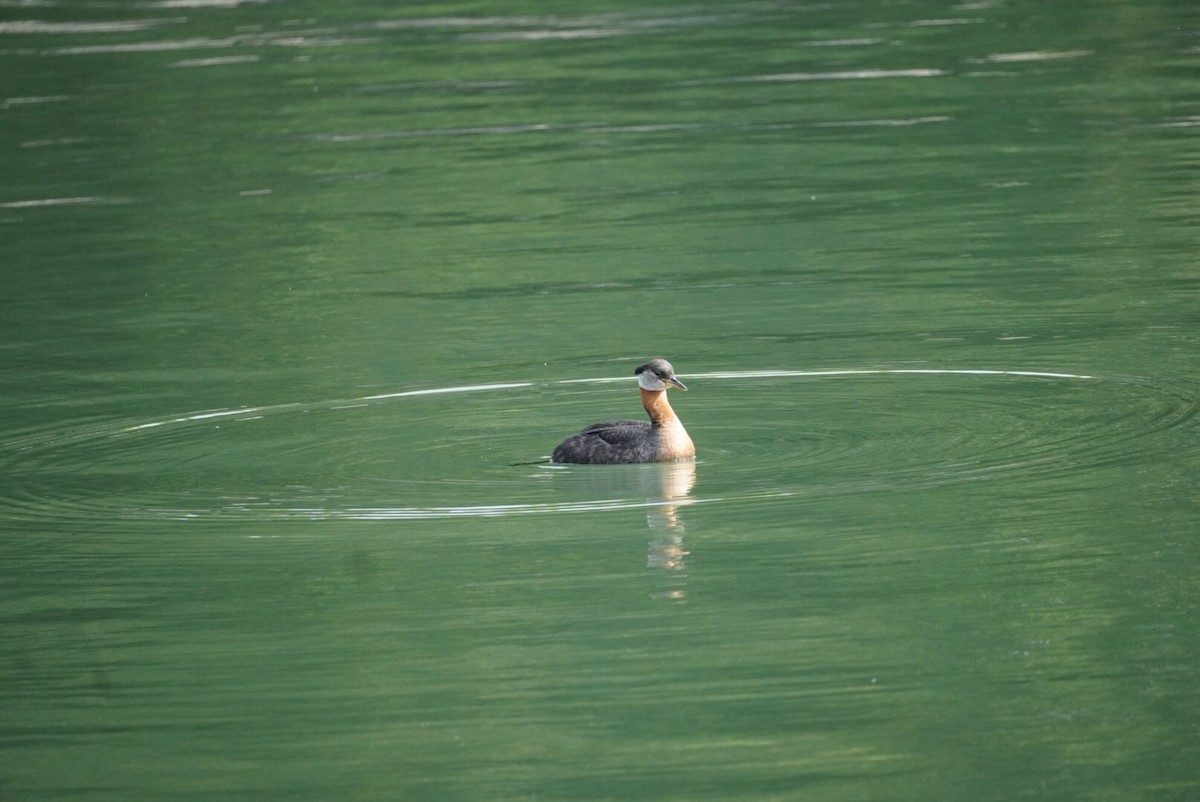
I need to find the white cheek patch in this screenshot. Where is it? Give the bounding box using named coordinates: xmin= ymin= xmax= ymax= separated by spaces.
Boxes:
xmin=637 ymin=372 xmax=667 ymax=391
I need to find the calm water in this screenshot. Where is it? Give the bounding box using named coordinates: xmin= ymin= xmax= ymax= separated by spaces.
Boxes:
xmin=3 ymin=1 xmax=1200 ymax=799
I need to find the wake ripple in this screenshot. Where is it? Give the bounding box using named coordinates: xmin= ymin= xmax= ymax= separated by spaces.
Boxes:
xmin=1 ymin=369 xmax=1194 ymax=526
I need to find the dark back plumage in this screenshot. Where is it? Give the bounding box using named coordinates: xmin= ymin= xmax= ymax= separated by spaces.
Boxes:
xmin=551 ymin=420 xmax=661 ymax=464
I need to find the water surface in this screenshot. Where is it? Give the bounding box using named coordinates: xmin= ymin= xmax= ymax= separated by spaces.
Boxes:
xmin=3 ymin=1 xmax=1199 ymax=800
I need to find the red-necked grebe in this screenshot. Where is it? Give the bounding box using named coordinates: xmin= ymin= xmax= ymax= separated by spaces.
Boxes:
xmin=551 ymin=358 xmax=695 ymax=464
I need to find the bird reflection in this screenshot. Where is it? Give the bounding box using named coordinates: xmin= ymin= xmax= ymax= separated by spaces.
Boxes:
xmin=552 ymin=458 xmax=697 ymax=600
xmin=634 ymin=460 xmax=695 ymax=602
xmin=645 ymin=460 xmax=695 ymax=581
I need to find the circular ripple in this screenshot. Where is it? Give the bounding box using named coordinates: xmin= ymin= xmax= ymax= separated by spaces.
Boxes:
xmin=694 ymin=369 xmax=1197 ymax=499
xmin=1 ymin=369 xmax=1195 ymax=524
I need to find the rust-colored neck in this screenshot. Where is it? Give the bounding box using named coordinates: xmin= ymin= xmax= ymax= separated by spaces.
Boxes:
xmin=640 ymin=388 xmax=678 ymax=427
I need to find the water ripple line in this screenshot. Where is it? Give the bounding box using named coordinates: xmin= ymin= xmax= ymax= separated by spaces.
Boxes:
xmin=2 ymin=368 xmax=1195 ymax=526
xmin=560 ymin=368 xmax=1095 ymax=385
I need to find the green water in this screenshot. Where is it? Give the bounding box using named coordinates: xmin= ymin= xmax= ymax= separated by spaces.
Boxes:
xmin=3 ymin=1 xmax=1199 ymax=799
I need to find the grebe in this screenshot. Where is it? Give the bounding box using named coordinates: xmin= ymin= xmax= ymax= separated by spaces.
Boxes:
xmin=552 ymin=358 xmax=695 ymax=464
